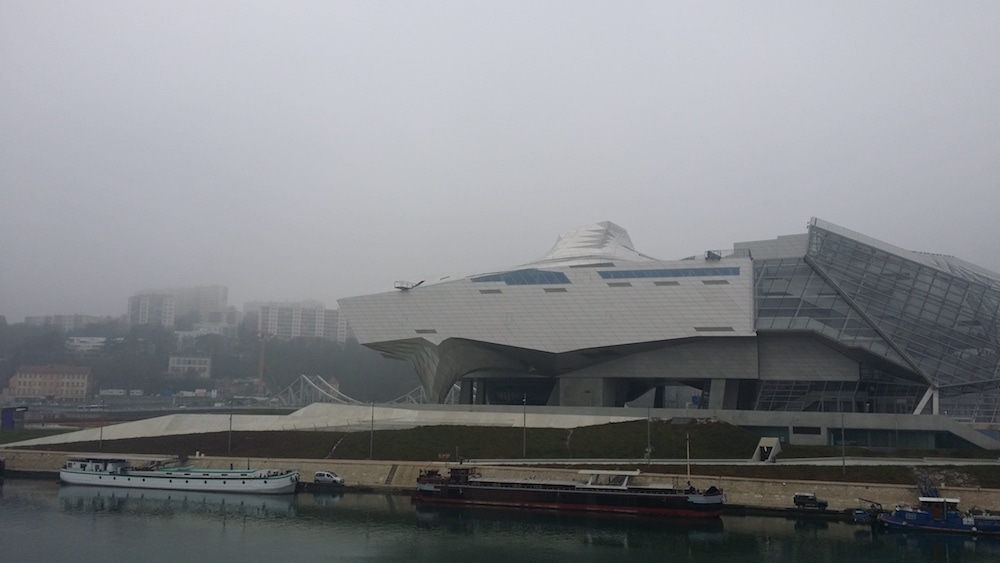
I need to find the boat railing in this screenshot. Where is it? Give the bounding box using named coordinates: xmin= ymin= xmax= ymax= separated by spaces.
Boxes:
xmin=580 ymin=471 xmax=637 ymax=489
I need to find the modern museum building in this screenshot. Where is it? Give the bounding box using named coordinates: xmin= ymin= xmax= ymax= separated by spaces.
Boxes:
xmin=339 ymin=218 xmax=1000 ymax=449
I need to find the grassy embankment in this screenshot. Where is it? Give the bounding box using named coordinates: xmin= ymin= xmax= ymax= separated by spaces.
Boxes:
xmin=0 ymin=428 xmax=71 ymax=445
xmin=6 ymin=419 xmax=999 ymax=487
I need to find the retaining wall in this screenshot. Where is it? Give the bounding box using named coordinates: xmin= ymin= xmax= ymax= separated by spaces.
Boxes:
xmin=5 ymin=448 xmax=1000 ymax=511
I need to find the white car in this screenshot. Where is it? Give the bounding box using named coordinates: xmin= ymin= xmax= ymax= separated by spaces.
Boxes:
xmin=314 ymin=471 xmax=344 ymax=486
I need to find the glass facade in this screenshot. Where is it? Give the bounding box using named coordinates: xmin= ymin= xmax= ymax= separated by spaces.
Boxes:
xmin=471 ymin=269 xmax=571 ymax=285
xmin=808 ymin=224 xmax=1000 ymax=392
xmin=599 ymin=267 xmax=740 ymax=279
xmin=752 ymin=220 xmax=1000 ymax=421
xmin=754 ymin=369 xmax=926 ymax=414
xmin=755 ymin=258 xmax=906 ymax=366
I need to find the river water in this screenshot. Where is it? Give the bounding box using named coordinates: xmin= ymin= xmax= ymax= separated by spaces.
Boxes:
xmin=2 ymin=478 xmax=998 ymax=562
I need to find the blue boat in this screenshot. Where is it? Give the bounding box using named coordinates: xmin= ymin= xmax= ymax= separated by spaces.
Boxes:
xmin=878 ymin=497 xmax=1000 ymax=535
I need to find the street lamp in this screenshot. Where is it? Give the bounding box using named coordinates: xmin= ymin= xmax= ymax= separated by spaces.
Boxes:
xmin=522 ymin=394 xmax=527 ymax=458
xmin=645 ymin=406 xmax=652 ymax=465
xmin=841 ymin=410 xmax=847 ymax=475
xmin=369 ymin=401 xmax=375 ymax=459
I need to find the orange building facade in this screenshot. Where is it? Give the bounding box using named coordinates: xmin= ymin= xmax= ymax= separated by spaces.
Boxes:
xmin=4 ymin=365 xmax=91 ymax=402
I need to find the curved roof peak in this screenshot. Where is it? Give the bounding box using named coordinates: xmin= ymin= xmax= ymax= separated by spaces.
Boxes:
xmin=529 ymin=221 xmax=657 ymax=266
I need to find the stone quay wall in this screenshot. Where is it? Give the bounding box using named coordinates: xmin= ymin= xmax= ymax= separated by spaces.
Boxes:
xmin=6 ymin=448 xmax=1000 ymax=512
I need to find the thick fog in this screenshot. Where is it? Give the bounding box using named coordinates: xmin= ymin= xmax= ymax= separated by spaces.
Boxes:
xmin=2 ymin=1 xmax=998 ymax=321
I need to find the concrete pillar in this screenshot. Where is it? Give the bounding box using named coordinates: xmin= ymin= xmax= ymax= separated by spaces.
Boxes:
xmin=708 ymin=379 xmax=727 ymax=410
xmin=653 ymin=385 xmax=665 ymax=409
xmin=558 ymin=378 xmax=605 ymax=407
xmin=459 ymin=380 xmax=473 ymax=405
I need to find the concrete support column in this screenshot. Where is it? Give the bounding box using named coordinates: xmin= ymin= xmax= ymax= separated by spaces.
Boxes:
xmin=558 ymin=378 xmax=606 ymax=407
xmin=459 ymin=380 xmax=473 ymax=405
xmin=708 ymin=379 xmax=726 ymax=410
xmin=653 ymin=386 xmax=665 ymax=409
xmin=914 ymin=387 xmax=939 ymax=415
xmin=474 ymin=380 xmax=486 ymax=405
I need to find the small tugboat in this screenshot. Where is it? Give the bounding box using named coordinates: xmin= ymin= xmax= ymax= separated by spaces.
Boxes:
xmin=59 ymin=455 xmax=299 ymax=494
xmin=412 ymin=467 xmax=724 ymax=518
xmin=852 ymin=498 xmax=884 ymax=525
xmin=878 ymin=497 xmax=1000 ymax=535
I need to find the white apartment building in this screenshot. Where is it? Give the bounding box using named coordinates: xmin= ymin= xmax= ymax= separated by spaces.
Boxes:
xmin=127 ymin=293 xmax=176 ymax=328
xmin=66 ymin=336 xmax=107 ymax=356
xmin=168 ymin=355 xmax=212 ymax=378
xmin=257 ymin=301 xmax=341 ymax=341
xmin=24 ymin=314 xmax=105 ymax=330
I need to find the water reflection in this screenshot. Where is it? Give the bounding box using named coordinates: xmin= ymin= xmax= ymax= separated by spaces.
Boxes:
xmin=876 ymin=530 xmax=1000 ymax=561
xmin=424 ymin=505 xmax=729 ymax=557
xmin=2 ymin=480 xmax=999 ymax=561
xmin=413 ymin=503 xmax=726 ymax=544
xmin=58 ymin=485 xmax=298 ymax=518
xmin=792 ymin=517 xmax=829 ymax=533
xmin=307 ymin=491 xmax=344 ymax=507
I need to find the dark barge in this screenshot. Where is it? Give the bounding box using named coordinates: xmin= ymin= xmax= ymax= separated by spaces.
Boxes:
xmin=412 ymin=467 xmax=724 ymax=518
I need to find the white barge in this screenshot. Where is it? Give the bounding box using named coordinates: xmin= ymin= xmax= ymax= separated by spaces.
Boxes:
xmin=59 ymin=455 xmax=299 ymax=494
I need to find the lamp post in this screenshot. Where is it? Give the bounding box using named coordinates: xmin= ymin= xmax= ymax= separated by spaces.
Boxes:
xmin=98 ymin=406 xmax=105 ymax=451
xmin=522 ymin=394 xmax=527 ymax=458
xmin=685 ymin=432 xmax=691 ymax=482
xmin=227 ymin=400 xmax=233 ymax=454
xmin=369 ymin=401 xmax=375 ymax=459
xmin=645 ymin=406 xmax=652 ymax=465
xmin=841 ymin=410 xmax=847 ymax=475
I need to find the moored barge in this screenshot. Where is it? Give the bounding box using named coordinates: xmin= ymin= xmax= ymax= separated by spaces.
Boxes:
xmin=412 ymin=467 xmax=724 ymax=518
xmin=60 ymin=455 xmax=299 ymax=494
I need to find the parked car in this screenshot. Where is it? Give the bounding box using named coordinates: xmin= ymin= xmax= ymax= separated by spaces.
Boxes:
xmin=314 ymin=471 xmax=344 ymax=486
xmin=793 ymin=492 xmax=828 ymax=510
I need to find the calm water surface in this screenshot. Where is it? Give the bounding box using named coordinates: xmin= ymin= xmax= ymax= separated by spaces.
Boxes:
xmin=2 ymin=478 xmax=998 ymax=562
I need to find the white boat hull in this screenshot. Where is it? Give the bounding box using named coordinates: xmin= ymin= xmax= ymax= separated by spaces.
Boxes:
xmin=60 ymin=467 xmax=298 ymax=494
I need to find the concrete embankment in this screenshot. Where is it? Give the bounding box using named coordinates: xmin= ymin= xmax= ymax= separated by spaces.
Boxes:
xmin=6 ymin=448 xmax=1000 ymax=514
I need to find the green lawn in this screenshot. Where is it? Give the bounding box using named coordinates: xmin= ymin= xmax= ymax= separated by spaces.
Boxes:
xmin=0 ymin=428 xmax=74 ymax=445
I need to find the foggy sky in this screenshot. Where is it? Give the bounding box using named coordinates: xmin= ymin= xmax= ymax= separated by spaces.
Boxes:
xmin=2 ymin=1 xmax=999 ymax=322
